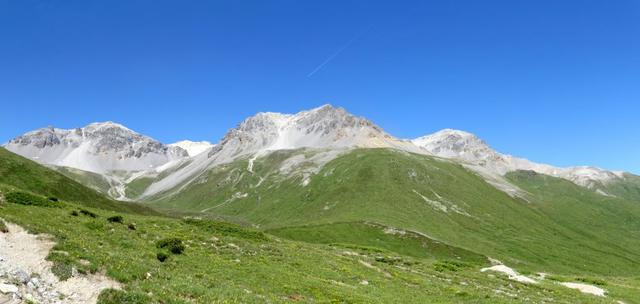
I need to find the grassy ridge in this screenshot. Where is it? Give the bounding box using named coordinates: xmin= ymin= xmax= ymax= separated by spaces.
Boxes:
xmin=602 ymin=173 xmax=640 ymax=202
xmin=267 ymin=221 xmax=487 ymax=264
xmin=53 ymin=166 xmax=113 ymax=194
xmin=0 ymin=148 xmax=156 ymax=215
xmin=150 ymin=148 xmax=640 ymax=277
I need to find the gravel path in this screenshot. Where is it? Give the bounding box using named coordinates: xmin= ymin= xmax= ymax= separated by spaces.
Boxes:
xmin=0 ymin=221 xmax=120 ymax=304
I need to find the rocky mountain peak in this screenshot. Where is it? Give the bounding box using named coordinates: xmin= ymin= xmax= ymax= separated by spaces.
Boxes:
xmin=412 ymin=129 xmax=624 ymax=191
xmin=413 ymin=129 xmax=499 ymax=162
xmin=210 ymin=105 xmax=399 ymax=158
xmin=4 ymin=122 xmax=188 ymax=174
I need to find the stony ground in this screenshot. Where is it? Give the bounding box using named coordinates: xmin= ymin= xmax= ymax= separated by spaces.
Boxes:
xmin=0 ymin=222 xmax=119 ymax=304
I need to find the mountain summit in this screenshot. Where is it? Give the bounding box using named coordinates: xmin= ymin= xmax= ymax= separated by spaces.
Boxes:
xmin=412 ymin=128 xmax=624 ymax=193
xmin=211 ymin=104 xmax=419 ymax=157
xmin=4 ymin=121 xmax=188 ymax=174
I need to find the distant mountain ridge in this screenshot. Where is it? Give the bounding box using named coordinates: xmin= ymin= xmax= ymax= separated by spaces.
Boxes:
xmin=4 ymin=122 xmax=188 ymax=174
xmin=412 ymin=129 xmax=625 ymax=196
xmin=3 ymin=105 xmax=635 ymax=199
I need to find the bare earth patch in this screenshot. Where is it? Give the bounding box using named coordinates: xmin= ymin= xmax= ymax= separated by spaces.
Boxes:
xmin=0 ymin=221 xmax=120 ymax=303
xmin=559 ymin=282 xmax=606 ymax=297
xmin=480 ymin=264 xmax=537 ymax=284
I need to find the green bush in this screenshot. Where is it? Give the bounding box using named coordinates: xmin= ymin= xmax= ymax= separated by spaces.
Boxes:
xmin=5 ymin=191 xmax=57 ymax=207
xmin=156 ymin=252 xmax=169 ymax=262
xmin=575 ymin=277 xmax=607 ymax=286
xmin=97 ymin=288 xmax=151 ymax=304
xmin=107 ymin=215 xmax=123 ymax=224
xmin=127 ymin=223 xmax=136 ymax=230
xmin=80 ymin=209 xmax=97 ymax=218
xmin=156 ymin=238 xmax=185 ymax=254
xmin=70 ymin=210 xmax=79 ymax=216
xmin=546 ymin=274 xmax=569 ymax=282
xmin=433 ymin=260 xmax=470 ymax=272
xmin=0 ymin=221 xmax=8 ymax=233
xmin=51 ymin=262 xmax=73 ymax=281
xmin=48 ymin=197 xmax=59 ymax=202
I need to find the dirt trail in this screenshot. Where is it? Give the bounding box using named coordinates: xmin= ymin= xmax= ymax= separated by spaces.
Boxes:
xmin=0 ymin=221 xmax=120 ymax=304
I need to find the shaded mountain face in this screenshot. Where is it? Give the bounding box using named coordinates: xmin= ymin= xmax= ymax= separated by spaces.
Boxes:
xmin=4 ymin=122 xmax=188 ymax=174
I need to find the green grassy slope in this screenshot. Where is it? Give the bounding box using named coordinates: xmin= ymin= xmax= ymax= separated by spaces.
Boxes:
xmin=602 ymin=173 xmax=640 ymax=202
xmin=267 ymin=221 xmax=487 ymax=264
xmin=149 ymin=148 xmax=640 ymax=277
xmin=53 ymin=165 xmax=117 ymax=195
xmin=0 ymin=148 xmax=156 ymax=214
xmin=0 ymin=146 xmax=638 ymax=302
xmin=1 ymin=197 xmax=633 ymax=303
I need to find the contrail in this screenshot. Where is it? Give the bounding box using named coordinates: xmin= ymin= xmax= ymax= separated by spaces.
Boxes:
xmin=307 ymin=26 xmax=372 ymax=78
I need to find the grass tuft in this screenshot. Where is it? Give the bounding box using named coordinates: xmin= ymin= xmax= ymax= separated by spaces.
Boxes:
xmin=0 ymin=220 xmax=8 ymax=233
xmin=97 ymin=289 xmax=151 ymax=304
xmin=51 ymin=262 xmax=73 ymax=281
xmin=156 ymin=238 xmax=185 ymax=254
xmin=80 ymin=209 xmax=97 ymax=218
xmin=433 ymin=260 xmax=470 ymax=272
xmin=156 ymin=252 xmax=169 ymax=262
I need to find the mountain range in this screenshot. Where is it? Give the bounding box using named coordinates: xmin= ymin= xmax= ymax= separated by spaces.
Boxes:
xmin=3 ymin=105 xmax=635 ymax=201
xmin=2 ymin=105 xmax=640 ymax=302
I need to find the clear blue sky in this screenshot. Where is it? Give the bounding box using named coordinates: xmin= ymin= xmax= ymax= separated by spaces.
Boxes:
xmin=0 ymin=1 xmax=638 ymax=173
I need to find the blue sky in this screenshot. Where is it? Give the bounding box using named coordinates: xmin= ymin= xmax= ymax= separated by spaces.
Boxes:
xmin=0 ymin=0 xmax=638 ymax=173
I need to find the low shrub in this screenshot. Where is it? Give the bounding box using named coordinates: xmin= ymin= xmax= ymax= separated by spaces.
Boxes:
xmin=0 ymin=221 xmax=8 ymax=233
xmin=70 ymin=210 xmax=79 ymax=216
xmin=97 ymin=288 xmax=151 ymax=304
xmin=107 ymin=215 xmax=123 ymax=224
xmin=51 ymin=262 xmax=73 ymax=281
xmin=80 ymin=209 xmax=97 ymax=218
xmin=156 ymin=238 xmax=185 ymax=254
xmin=48 ymin=197 xmax=59 ymax=202
xmin=433 ymin=260 xmax=470 ymax=272
xmin=546 ymin=275 xmax=569 ymax=282
xmin=127 ymin=223 xmax=136 ymax=230
xmin=156 ymin=252 xmax=169 ymax=262
xmin=375 ymin=255 xmax=419 ymax=266
xmin=5 ymin=191 xmax=57 ymax=207
xmin=575 ymin=277 xmax=607 ymax=286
